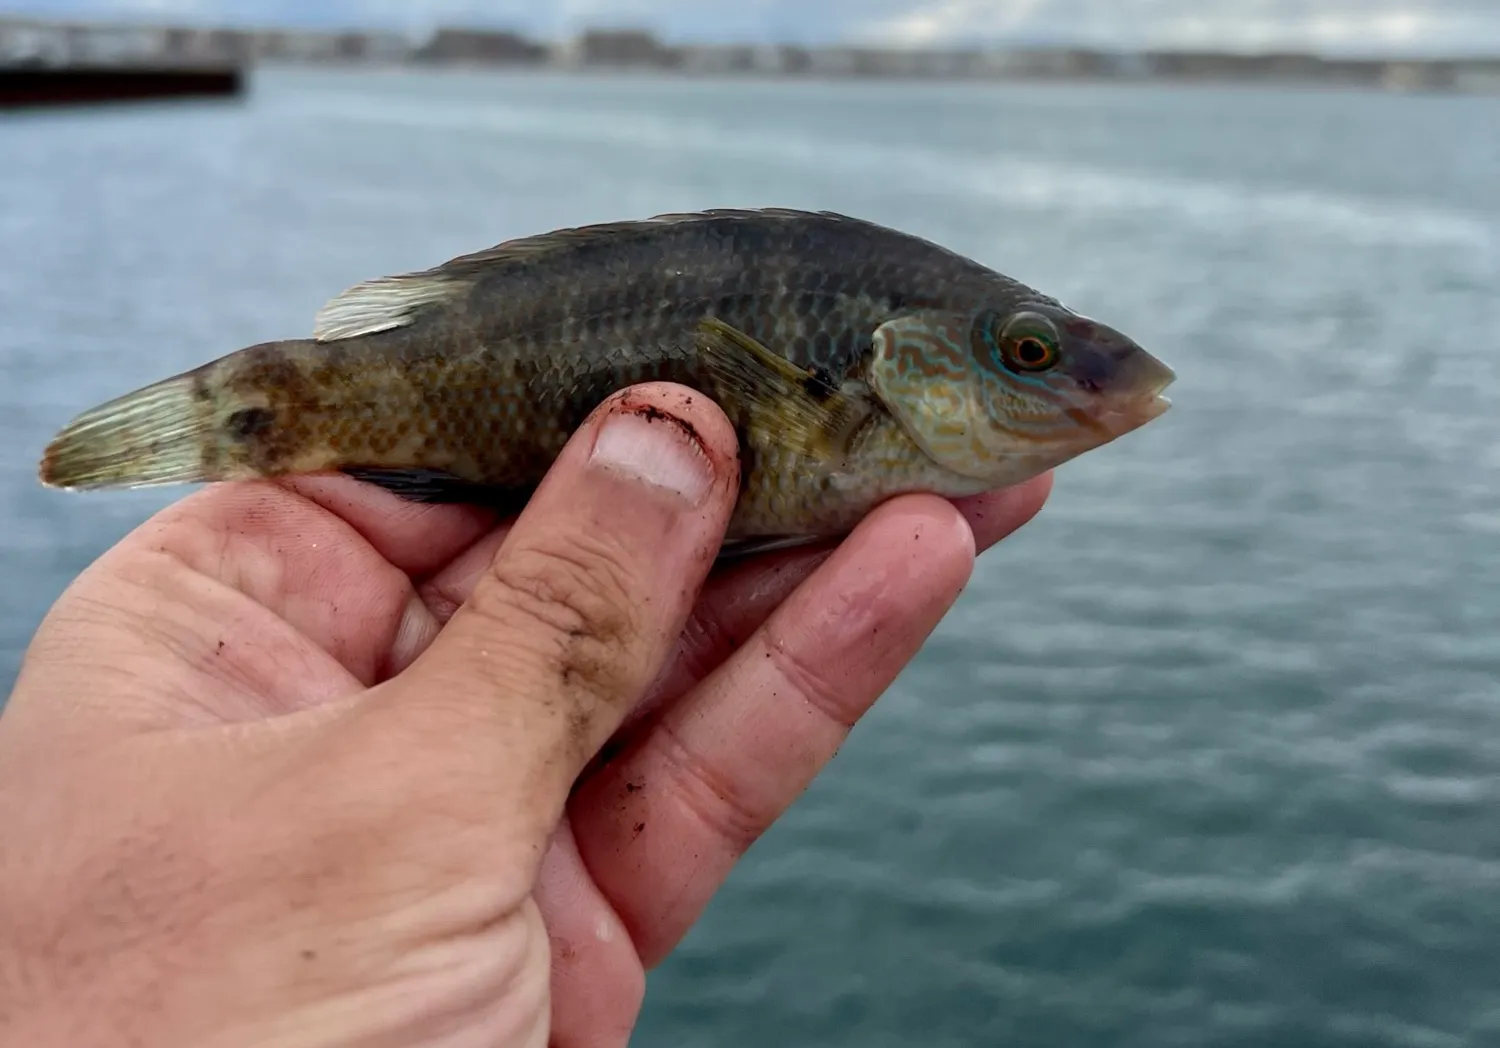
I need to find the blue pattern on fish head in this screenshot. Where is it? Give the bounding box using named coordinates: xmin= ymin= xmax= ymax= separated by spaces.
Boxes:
xmin=868 ymin=303 xmax=1176 ymax=485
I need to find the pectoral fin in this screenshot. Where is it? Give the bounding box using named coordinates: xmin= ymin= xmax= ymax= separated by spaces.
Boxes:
xmin=693 ymin=317 xmax=876 ymax=468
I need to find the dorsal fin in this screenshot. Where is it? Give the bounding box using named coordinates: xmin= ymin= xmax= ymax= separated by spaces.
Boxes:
xmin=312 ymin=209 xmax=862 ymax=343
xmin=313 ymin=271 xmax=471 ymax=342
xmin=424 ymin=208 xmax=857 ymax=274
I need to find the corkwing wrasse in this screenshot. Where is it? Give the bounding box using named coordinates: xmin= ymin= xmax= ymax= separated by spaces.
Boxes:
xmin=38 ymin=208 xmax=1175 ymax=555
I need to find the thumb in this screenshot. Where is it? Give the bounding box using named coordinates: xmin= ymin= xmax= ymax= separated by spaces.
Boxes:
xmin=359 ymin=382 xmax=741 ymax=846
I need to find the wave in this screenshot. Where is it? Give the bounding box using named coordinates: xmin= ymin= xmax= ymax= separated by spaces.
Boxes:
xmin=292 ymin=87 xmax=1499 ymax=262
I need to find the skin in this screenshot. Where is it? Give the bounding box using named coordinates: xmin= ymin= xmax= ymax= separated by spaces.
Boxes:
xmin=0 ymin=381 xmax=1051 ymax=1048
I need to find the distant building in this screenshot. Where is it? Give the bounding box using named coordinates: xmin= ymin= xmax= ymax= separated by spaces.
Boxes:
xmin=677 ymin=43 xmax=797 ymax=76
xmin=991 ymin=47 xmax=1133 ymax=79
xmin=1139 ymin=49 xmax=1393 ymax=87
xmin=414 ymin=27 xmax=548 ymax=66
xmin=1452 ymin=60 xmax=1500 ymax=93
xmin=564 ymin=28 xmax=679 ymax=69
xmin=678 ymin=44 xmax=755 ymax=75
xmin=803 ymin=47 xmax=860 ymax=77
xmin=776 ymin=45 xmax=813 ymax=75
xmin=243 ymin=28 xmax=407 ymax=64
xmin=0 ymin=20 xmax=67 ymax=66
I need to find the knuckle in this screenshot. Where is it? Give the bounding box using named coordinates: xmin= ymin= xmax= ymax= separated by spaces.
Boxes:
xmin=479 ymin=536 xmax=637 ymax=644
xmin=654 ymin=717 xmax=770 ymax=853
xmin=764 ymin=635 xmax=859 ymax=731
xmin=469 ymin=532 xmax=646 ymax=702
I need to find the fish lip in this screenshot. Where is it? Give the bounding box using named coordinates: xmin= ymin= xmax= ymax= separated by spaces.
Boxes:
xmin=1101 ymin=356 xmax=1175 ymax=432
xmin=1088 ymin=390 xmax=1173 ymax=438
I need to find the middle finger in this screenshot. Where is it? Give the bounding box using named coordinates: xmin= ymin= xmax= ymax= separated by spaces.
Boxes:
xmin=395 ymin=477 xmax=1053 ymax=699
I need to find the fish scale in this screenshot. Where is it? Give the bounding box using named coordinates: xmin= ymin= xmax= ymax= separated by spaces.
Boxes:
xmin=36 ymin=208 xmax=1176 ymax=555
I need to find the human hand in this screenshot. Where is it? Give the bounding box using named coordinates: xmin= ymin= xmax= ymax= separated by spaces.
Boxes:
xmin=0 ymin=382 xmax=1050 ymax=1048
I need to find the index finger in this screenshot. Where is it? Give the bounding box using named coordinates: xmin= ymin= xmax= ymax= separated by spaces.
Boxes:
xmin=278 ymin=474 xmax=499 ymax=581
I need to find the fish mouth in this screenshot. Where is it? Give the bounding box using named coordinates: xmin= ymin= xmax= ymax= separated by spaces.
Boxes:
xmin=1100 ymin=391 xmax=1172 ymax=433
xmin=1083 ymin=358 xmax=1176 ymax=439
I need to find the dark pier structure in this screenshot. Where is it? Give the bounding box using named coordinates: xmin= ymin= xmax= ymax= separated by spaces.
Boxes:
xmin=0 ymin=64 xmax=243 ymax=108
xmin=0 ymin=19 xmax=253 ymax=109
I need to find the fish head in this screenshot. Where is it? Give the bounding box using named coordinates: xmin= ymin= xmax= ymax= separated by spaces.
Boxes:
xmin=868 ymin=302 xmax=1175 ymax=485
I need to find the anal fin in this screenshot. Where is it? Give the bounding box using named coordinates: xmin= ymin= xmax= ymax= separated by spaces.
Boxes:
xmin=718 ymin=534 xmax=830 ymax=559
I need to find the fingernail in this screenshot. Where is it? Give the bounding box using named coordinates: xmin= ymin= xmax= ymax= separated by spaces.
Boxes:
xmin=590 ymin=407 xmax=714 ymax=505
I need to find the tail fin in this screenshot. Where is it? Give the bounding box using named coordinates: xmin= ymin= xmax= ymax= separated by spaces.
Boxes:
xmin=38 ymin=375 xmax=211 ymax=491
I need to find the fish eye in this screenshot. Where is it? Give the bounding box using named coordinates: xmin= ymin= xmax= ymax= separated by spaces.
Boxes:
xmin=1015 ymin=337 xmax=1052 ymax=368
xmin=994 ymin=312 xmax=1061 ymax=373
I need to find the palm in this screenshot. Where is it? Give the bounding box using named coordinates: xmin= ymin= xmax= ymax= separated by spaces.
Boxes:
xmin=18 ymin=471 xmax=1049 ymax=1047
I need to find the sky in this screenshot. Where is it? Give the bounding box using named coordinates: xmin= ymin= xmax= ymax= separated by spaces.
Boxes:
xmin=8 ymin=0 xmax=1500 ymax=56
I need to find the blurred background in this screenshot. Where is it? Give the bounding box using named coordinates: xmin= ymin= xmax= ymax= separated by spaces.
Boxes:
xmin=1 ymin=2 xmax=1497 ymax=1045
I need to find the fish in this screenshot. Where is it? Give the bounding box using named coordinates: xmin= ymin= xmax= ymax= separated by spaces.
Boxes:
xmin=36 ymin=208 xmax=1175 ymax=556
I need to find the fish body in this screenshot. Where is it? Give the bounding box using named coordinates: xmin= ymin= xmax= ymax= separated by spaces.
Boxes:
xmin=38 ymin=208 xmax=1175 ymax=552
